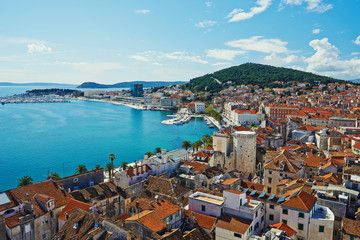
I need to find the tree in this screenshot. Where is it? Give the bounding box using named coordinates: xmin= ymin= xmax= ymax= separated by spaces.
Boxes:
xmin=196 ymin=140 xmax=203 ymax=150
xmin=95 ymin=165 xmax=101 ymax=170
xmin=18 ymin=175 xmax=33 ymax=187
xmin=121 ymin=161 xmax=128 ymax=170
xmin=145 ymin=152 xmax=153 ymax=158
xmin=202 ymin=134 xmax=210 ymax=146
xmin=75 ymin=165 xmax=88 ymax=174
xmin=50 ymin=172 xmax=61 ymax=180
xmin=191 ymin=143 xmax=197 ymax=152
xmin=182 ymin=140 xmax=191 ymax=150
xmin=106 ymin=163 xmax=114 ymax=179
xmin=109 ymin=153 xmax=116 ymax=167
xmin=154 ymin=147 xmax=161 ymax=155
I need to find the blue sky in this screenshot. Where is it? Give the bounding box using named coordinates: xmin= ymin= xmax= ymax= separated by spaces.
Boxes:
xmin=0 ymin=0 xmax=359 ymax=84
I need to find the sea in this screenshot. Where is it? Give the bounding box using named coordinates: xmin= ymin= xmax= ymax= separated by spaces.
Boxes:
xmin=0 ymin=85 xmax=214 ymax=191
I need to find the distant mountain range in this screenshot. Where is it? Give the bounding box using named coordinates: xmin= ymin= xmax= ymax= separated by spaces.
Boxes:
xmin=0 ymin=82 xmax=76 ymax=86
xmin=185 ymin=63 xmax=350 ymax=93
xmin=77 ymin=81 xmax=187 ymax=89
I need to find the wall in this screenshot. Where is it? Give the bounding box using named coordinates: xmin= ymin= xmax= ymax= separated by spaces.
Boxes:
xmin=57 ymin=169 xmax=104 ymax=192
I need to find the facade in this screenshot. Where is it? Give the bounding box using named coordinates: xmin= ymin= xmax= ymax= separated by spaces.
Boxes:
xmin=188 ymin=192 xmax=224 ymax=218
xmin=231 ymin=110 xmax=265 ymax=125
xmin=56 ymin=168 xmax=104 ymax=192
xmin=114 ymin=164 xmax=152 ymax=188
xmin=130 ymin=84 xmax=143 ymax=97
xmin=233 ymin=131 xmax=257 ymax=174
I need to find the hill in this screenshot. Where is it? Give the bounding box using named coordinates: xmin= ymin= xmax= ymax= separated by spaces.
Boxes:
xmin=185 ymin=63 xmax=347 ymax=93
xmin=77 ymin=81 xmax=187 ymax=89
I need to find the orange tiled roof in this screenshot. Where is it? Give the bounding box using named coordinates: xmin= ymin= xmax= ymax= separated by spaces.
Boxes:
xmin=222 ymin=178 xmax=240 ymax=185
xmin=343 ymin=218 xmax=360 ymax=237
xmin=281 ymin=191 xmax=316 ymax=212
xmin=185 ymin=210 xmax=217 ymax=230
xmin=216 ymin=214 xmax=252 ymax=234
xmin=58 ymin=198 xmax=91 ymax=221
xmin=270 ymin=222 xmax=296 ymax=237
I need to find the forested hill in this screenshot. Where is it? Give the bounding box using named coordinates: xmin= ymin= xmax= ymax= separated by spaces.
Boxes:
xmin=185 ymin=63 xmax=346 ymax=93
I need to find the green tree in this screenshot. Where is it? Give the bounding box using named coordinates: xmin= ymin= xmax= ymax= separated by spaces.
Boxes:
xmin=106 ymin=162 xmax=114 ymax=179
xmin=50 ymin=172 xmax=61 ymax=180
xmin=75 ymin=165 xmax=88 ymax=174
xmin=121 ymin=161 xmax=128 ymax=170
xmin=154 ymin=147 xmax=161 ymax=155
xmin=182 ymin=140 xmax=191 ymax=150
xmin=202 ymin=134 xmax=210 ymax=146
xmin=108 ymin=153 xmax=116 ymax=167
xmin=145 ymin=152 xmax=153 ymax=158
xmin=195 ymin=140 xmax=203 ymax=151
xmin=95 ymin=165 xmax=101 ymax=170
xmin=18 ymin=175 xmax=33 ymax=187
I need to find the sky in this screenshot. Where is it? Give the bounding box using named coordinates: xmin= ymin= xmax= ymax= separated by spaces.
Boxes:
xmin=0 ymin=0 xmax=360 ymax=84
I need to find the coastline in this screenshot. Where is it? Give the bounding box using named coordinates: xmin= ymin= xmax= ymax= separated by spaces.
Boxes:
xmin=75 ymin=97 xmax=147 ymax=110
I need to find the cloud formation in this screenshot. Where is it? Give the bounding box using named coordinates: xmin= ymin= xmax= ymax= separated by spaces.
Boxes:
xmin=353 ymin=35 xmax=360 ymax=45
xmin=130 ymin=51 xmax=208 ymax=64
xmin=207 ymin=49 xmax=246 ymax=60
xmin=195 ymin=20 xmax=217 ymax=28
xmin=280 ymin=0 xmax=333 ymax=13
xmin=304 ymin=38 xmax=360 ymax=78
xmin=264 ymin=53 xmax=300 ymax=64
xmin=135 ymin=9 xmax=150 ymax=14
xmin=226 ymin=0 xmax=272 ymax=22
xmin=226 ymin=36 xmax=289 ymax=53
xmin=205 ymin=1 xmax=212 ymax=7
xmin=27 ymin=42 xmax=52 ymax=54
xmin=312 ymin=28 xmax=321 ymax=34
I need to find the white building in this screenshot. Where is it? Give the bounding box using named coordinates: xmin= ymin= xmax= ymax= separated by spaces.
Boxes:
xmin=231 ymin=110 xmax=264 ymax=125
xmin=194 ymin=102 xmax=205 ymax=113
xmin=188 ymin=192 xmax=224 ymax=217
xmin=84 ymin=90 xmax=106 ymax=97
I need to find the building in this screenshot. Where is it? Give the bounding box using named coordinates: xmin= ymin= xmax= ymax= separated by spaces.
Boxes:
xmin=130 ymin=83 xmax=143 ymax=97
xmin=231 ymin=110 xmax=265 ymax=126
xmin=56 ymin=168 xmax=104 ymax=192
xmin=188 ymin=192 xmax=224 ymax=218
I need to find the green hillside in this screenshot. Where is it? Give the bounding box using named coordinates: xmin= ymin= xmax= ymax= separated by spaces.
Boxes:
xmin=185 ymin=63 xmax=346 ymax=93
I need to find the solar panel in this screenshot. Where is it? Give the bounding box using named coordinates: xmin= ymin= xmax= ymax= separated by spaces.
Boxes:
xmin=258 ymin=192 xmax=266 ymax=198
xmin=250 ymin=190 xmax=257 ymax=196
xmin=277 ymin=196 xmax=287 ymax=203
xmin=268 ymin=194 xmax=276 ymax=200
xmin=243 ymin=188 xmax=250 ymax=193
xmin=290 ymin=190 xmax=300 ymax=198
xmin=0 ymin=193 xmax=11 ymax=206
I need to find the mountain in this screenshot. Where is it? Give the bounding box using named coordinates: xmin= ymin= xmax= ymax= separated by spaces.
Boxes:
xmin=185 ymin=63 xmax=348 ymax=93
xmin=0 ymin=82 xmax=76 ymax=86
xmin=77 ymin=81 xmax=187 ymax=89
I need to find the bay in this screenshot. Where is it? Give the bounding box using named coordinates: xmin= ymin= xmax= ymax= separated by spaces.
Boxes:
xmin=0 ymin=93 xmax=214 ymax=191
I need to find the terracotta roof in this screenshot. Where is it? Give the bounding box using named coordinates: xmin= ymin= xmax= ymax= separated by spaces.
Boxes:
xmin=184 ymin=161 xmax=208 ymax=172
xmin=216 ymin=214 xmax=252 ymax=234
xmin=5 ymin=213 xmax=22 ymax=228
xmin=58 ymin=198 xmax=91 ymax=221
xmin=281 ymin=191 xmax=317 ymax=212
xmin=222 ymin=178 xmax=240 ymax=185
xmin=9 ymin=180 xmax=72 ymax=219
xmin=264 ymin=150 xmax=300 ymax=173
xmin=270 ymin=222 xmax=296 ymax=237
xmin=343 ymin=218 xmax=360 ymax=237
xmin=304 ymin=153 xmax=323 ymax=167
xmin=0 ymin=191 xmax=19 ymax=212
xmin=127 ymin=164 xmax=152 ymax=177
xmin=314 ymin=173 xmax=342 ymax=185
xmin=240 ymin=181 xmax=265 ymax=191
xmin=185 ymin=210 xmax=217 ymax=230
xmin=194 ymin=151 xmax=210 ymax=158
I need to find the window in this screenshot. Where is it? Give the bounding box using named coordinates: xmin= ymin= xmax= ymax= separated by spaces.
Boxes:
xmin=234 ymin=233 xmax=242 ymax=238
xmin=298 ymin=223 xmax=304 ymax=230
xmin=169 ymin=214 xmax=173 ymax=221
xmin=25 ymin=224 xmax=30 ymax=233
xmin=350 ymin=235 xmax=355 ymax=240
xmin=201 ymin=205 xmax=206 ymax=211
xmin=319 ymin=225 xmax=324 ymax=232
xmin=282 ymin=219 xmax=287 ymax=224
xmin=298 ymin=212 xmax=304 ymax=218
xmin=42 ymin=233 xmax=47 ymax=240
xmin=267 ymin=187 xmax=271 ymax=193
xmin=269 ymin=171 xmax=272 ymax=175
xmin=270 ymin=204 xmax=274 ymax=209
xmin=256 ymin=211 xmax=258 ymax=218
xmin=282 ymin=209 xmax=288 ymax=215
xmin=89 ymin=181 xmax=94 ymax=186
xmin=269 ymin=214 xmax=274 ymax=221
xmin=255 ymin=222 xmax=259 ymax=230
xmin=261 ymin=216 xmax=264 ymax=222
xmin=268 ymin=178 xmax=272 ymax=184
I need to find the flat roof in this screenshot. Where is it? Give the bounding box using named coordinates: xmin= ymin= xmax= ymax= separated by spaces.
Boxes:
xmin=194 ymin=195 xmax=223 ymax=205
xmin=0 ymin=193 xmax=11 ymax=206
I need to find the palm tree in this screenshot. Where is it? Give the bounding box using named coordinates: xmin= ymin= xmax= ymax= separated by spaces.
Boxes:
xmin=106 ymin=162 xmax=114 ymax=179
xmin=75 ymin=165 xmax=88 ymax=174
xmin=18 ymin=175 xmax=33 ymax=187
xmin=109 ymin=153 xmax=116 ymax=167
xmin=192 ymin=143 xmax=197 ymax=152
xmin=95 ymin=165 xmax=101 ymax=170
xmin=182 ymin=140 xmax=191 ymax=150
xmin=121 ymin=161 xmax=128 ymax=170
xmin=196 ymin=140 xmax=203 ymax=151
xmin=145 ymin=152 xmax=153 ymax=158
xmin=154 ymin=147 xmax=161 ymax=155
xmin=50 ymin=172 xmax=61 ymax=180
xmin=202 ymin=134 xmax=210 ymax=146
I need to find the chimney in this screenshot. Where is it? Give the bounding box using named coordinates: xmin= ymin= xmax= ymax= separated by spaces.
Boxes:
xmin=143 ymin=165 xmax=146 ymax=172
xmin=133 ymin=168 xmax=137 ymax=176
xmin=144 ymin=155 xmax=148 ymax=160
xmin=138 ymin=166 xmax=142 ymax=174
xmin=161 ymin=149 xmax=167 ymax=154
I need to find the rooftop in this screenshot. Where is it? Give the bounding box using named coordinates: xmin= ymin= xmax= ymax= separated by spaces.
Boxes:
xmin=190 ymin=192 xmax=224 ymax=206
xmin=311 ymin=206 xmax=334 ymax=221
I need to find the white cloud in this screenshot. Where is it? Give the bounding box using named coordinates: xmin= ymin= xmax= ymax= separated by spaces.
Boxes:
xmin=212 ymin=62 xmax=230 ymax=66
xmin=280 ymin=0 xmax=332 ymax=13
xmin=312 ymin=28 xmax=321 ymax=34
xmin=353 ymin=35 xmax=360 ymax=45
xmin=205 ymin=1 xmax=212 ymax=7
xmin=226 ymin=0 xmax=272 ymax=22
xmin=135 ymin=9 xmax=150 ymax=14
xmin=195 ymin=20 xmax=217 ymax=28
xmin=304 ymin=38 xmax=360 ymax=78
xmin=129 ymin=51 xmax=208 ymax=64
xmin=226 ymin=36 xmax=289 ymax=53
xmin=351 ymin=52 xmax=360 ymax=56
xmin=27 ymin=42 xmax=52 ymax=54
xmin=207 ymin=49 xmax=246 ymax=60
xmin=264 ymin=53 xmax=300 ymax=64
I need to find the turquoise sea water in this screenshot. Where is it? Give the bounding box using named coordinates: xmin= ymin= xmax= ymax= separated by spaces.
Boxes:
xmin=0 ymin=87 xmax=214 ymax=191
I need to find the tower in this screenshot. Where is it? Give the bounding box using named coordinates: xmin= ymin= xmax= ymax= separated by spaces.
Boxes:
xmin=232 ymin=131 xmax=257 ymax=174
